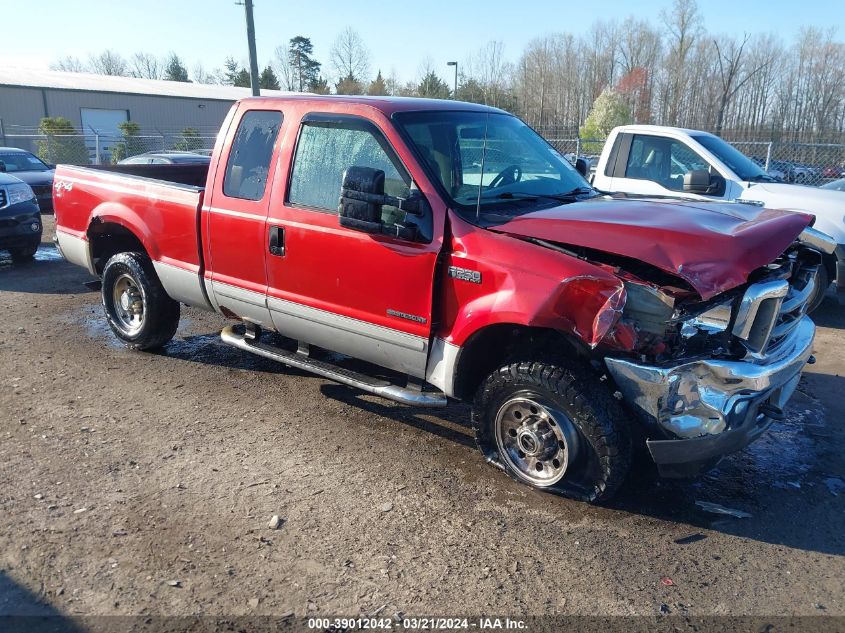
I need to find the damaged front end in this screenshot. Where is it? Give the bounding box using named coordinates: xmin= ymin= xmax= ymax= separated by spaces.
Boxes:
xmin=579 ymin=234 xmax=827 ymax=477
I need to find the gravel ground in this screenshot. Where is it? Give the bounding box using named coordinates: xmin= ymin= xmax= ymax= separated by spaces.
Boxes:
xmin=0 ymin=216 xmax=843 ymax=626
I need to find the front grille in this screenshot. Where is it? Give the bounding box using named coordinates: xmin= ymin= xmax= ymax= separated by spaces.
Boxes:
xmin=0 ymin=188 xmax=7 ymax=208
xmin=732 ymin=255 xmax=816 ymax=357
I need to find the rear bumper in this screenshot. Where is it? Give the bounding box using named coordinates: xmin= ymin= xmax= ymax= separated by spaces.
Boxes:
xmin=605 ymin=316 xmax=815 ymax=477
xmin=55 ymin=229 xmax=96 ymax=275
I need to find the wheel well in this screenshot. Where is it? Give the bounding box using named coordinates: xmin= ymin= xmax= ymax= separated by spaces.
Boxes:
xmin=452 ymin=324 xmax=586 ymax=401
xmin=822 ymin=252 xmax=837 ymax=284
xmin=87 ymin=221 xmax=147 ymax=275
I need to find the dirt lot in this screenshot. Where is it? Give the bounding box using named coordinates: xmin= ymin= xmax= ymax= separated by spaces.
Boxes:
xmin=1 ymin=216 xmax=843 ymax=626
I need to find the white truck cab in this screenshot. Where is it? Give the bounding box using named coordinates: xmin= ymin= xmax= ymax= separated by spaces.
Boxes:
xmin=592 ymin=125 xmax=845 ymax=304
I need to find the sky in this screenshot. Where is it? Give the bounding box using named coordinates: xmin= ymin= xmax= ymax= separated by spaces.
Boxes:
xmin=2 ymin=0 xmax=840 ymax=84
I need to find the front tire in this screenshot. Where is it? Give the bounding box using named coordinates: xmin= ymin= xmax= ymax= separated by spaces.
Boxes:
xmin=101 ymin=252 xmax=180 ymax=350
xmin=472 ymin=360 xmax=632 ymax=503
xmin=10 ymin=242 xmax=39 ymax=263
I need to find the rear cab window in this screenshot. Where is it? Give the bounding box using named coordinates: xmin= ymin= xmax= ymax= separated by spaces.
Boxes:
xmin=223 ymin=110 xmax=283 ymax=201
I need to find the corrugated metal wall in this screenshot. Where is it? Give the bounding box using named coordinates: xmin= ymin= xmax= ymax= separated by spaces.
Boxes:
xmin=0 ymin=85 xmax=234 ymax=137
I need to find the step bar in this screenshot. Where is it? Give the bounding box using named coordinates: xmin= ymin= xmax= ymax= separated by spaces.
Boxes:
xmin=220 ymin=325 xmax=448 ymax=408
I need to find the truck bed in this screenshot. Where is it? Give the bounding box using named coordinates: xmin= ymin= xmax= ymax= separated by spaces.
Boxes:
xmin=53 ymin=163 xmax=212 ymax=311
xmin=81 ymin=163 xmax=210 ymax=189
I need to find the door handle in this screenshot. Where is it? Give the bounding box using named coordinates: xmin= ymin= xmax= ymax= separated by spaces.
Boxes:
xmin=269 ymin=225 xmax=285 ymax=256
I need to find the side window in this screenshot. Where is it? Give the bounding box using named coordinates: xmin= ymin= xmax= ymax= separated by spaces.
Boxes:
xmin=625 ymin=135 xmax=669 ymax=184
xmin=668 ymin=142 xmax=710 ymax=191
xmin=288 ymin=121 xmax=411 ymax=227
xmin=223 ymin=110 xmax=283 ymax=201
xmin=625 ymin=134 xmax=711 ymax=192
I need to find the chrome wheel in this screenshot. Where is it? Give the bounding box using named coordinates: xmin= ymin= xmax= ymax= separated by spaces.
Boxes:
xmin=111 ymin=273 xmax=145 ymax=335
xmin=494 ymin=396 xmax=579 ymax=487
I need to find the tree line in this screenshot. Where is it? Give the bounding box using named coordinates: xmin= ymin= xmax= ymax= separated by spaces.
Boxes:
xmin=49 ymin=0 xmax=845 ymax=143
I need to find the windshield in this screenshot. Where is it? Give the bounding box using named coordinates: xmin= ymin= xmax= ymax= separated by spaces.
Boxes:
xmin=393 ymin=111 xmax=593 ymax=221
xmin=0 ymin=152 xmax=50 ymax=172
xmin=691 ymin=134 xmax=772 ymax=181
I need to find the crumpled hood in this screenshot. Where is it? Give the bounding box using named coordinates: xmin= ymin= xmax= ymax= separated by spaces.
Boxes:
xmin=493 ymin=196 xmax=813 ymax=300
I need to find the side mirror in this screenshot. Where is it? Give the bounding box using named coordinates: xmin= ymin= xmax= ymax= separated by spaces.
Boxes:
xmin=683 ymin=169 xmax=724 ymax=195
xmin=575 ymin=157 xmax=588 ymax=178
xmin=339 ymin=166 xmax=385 ymax=234
xmin=0 ymin=161 xmax=6 ymax=173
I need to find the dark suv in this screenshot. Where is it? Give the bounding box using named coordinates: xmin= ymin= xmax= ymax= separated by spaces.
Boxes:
xmin=0 ymin=147 xmax=55 ymax=211
xmin=0 ymin=173 xmax=42 ymax=262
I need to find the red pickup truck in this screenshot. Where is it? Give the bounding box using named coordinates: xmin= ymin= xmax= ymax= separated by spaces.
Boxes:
xmin=54 ymin=96 xmax=829 ymax=502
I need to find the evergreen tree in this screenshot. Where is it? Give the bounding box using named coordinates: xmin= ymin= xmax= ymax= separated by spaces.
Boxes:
xmin=37 ymin=117 xmax=89 ymax=165
xmin=288 ymin=36 xmax=321 ymax=91
xmin=335 ymin=74 xmax=363 ymax=95
xmin=417 ymin=71 xmax=450 ymax=99
xmin=163 ymin=53 xmax=190 ymax=82
xmin=224 ymin=57 xmax=241 ymax=85
xmin=309 ymin=77 xmax=331 ymax=94
xmin=260 ymin=65 xmax=280 ymax=90
xmin=234 ymin=68 xmax=252 ymax=88
xmin=367 ymin=70 xmax=388 ymax=96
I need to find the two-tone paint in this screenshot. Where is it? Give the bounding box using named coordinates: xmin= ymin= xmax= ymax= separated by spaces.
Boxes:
xmin=53 ymin=95 xmax=815 ymax=402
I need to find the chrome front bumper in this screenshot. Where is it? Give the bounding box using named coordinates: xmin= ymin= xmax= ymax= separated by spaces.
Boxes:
xmin=605 ymin=315 xmax=815 ymax=476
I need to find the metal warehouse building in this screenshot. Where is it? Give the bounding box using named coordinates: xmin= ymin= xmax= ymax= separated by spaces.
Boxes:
xmin=0 ymin=68 xmax=292 ymax=161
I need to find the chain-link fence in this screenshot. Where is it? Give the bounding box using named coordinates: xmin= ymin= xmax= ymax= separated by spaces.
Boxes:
xmin=539 ymin=131 xmax=845 ymax=187
xmin=2 ymin=132 xmax=217 ymax=166
xmin=4 ymin=125 xmax=845 ymax=187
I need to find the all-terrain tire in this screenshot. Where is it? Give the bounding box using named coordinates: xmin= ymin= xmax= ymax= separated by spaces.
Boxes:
xmin=472 ymin=359 xmax=632 ymax=504
xmin=101 ymin=252 xmax=180 ymax=350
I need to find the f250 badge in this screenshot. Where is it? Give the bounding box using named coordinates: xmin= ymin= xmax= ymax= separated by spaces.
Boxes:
xmin=448 ymin=265 xmax=482 ymax=284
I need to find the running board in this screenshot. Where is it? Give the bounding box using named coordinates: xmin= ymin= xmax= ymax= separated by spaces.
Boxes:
xmin=220 ymin=326 xmax=447 ymax=408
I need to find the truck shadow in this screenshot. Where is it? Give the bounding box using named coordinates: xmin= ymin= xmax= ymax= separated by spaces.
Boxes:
xmin=0 ymin=570 xmax=86 ymax=631
xmin=0 ymin=246 xmax=97 ymax=296
xmin=319 ymin=376 xmax=845 ymax=558
xmin=125 ymin=324 xmax=845 ymax=557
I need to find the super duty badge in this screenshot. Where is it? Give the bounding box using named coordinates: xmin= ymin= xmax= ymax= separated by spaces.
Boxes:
xmin=448 ymin=265 xmax=482 ymax=284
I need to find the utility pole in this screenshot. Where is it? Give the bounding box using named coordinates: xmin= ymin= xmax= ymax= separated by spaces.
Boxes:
xmin=238 ymin=0 xmax=261 ymax=96
xmin=447 ymin=61 xmax=458 ymax=100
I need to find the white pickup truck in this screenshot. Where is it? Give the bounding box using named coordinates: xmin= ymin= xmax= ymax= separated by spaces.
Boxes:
xmin=590 ymin=125 xmax=844 ymax=310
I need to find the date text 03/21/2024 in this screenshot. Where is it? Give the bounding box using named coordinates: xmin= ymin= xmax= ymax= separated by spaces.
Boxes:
xmin=307 ymin=617 xmax=527 ymax=630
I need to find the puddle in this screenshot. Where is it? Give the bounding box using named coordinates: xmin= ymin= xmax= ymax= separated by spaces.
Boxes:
xmin=34 ymin=244 xmax=64 ymax=262
xmin=0 ymin=244 xmax=64 ymax=268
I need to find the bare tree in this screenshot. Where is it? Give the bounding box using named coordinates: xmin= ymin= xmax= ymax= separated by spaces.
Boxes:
xmin=712 ymin=34 xmax=771 ymax=135
xmin=192 ymin=62 xmax=222 ymax=85
xmin=88 ymin=50 xmax=128 ymax=76
xmin=129 ymin=52 xmax=162 ymax=80
xmin=273 ymin=45 xmax=298 ymax=91
xmin=329 ymin=28 xmax=370 ymax=83
xmin=50 ymin=56 xmax=87 ymax=73
xmin=660 ymin=0 xmax=702 ymax=124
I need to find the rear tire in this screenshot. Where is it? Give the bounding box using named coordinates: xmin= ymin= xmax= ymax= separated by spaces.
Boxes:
xmin=472 ymin=359 xmax=632 ymax=504
xmin=101 ymin=252 xmax=180 ymax=350
xmin=10 ymin=242 xmax=39 ymax=263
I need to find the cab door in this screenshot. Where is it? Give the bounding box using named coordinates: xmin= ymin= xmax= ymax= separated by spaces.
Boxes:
xmin=205 ymin=107 xmax=284 ymax=327
xmin=608 ymin=133 xmax=728 ymax=200
xmin=264 ymin=112 xmax=444 ymax=378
